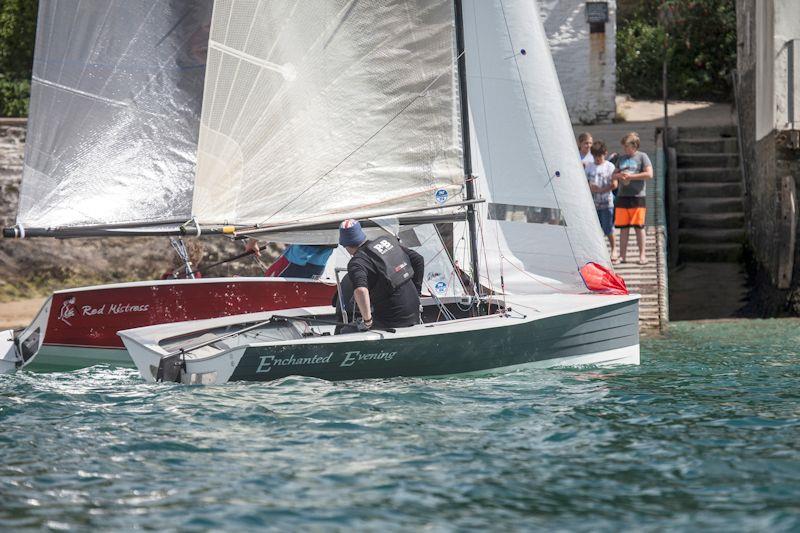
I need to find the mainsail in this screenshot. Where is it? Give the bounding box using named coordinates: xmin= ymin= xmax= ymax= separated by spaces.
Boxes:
xmin=11 ymin=0 xmax=605 ymax=300
xmin=455 ymin=0 xmax=611 ymax=294
xmin=191 ymin=0 xmax=465 ymax=227
xmin=16 ymin=0 xmax=213 ymax=229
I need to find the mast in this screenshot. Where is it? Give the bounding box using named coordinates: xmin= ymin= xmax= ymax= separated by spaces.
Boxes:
xmin=453 ymin=0 xmax=482 ymax=296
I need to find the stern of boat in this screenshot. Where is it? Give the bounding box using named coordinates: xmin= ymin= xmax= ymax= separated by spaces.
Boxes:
xmin=118 ymin=333 xmax=169 ymax=383
xmin=0 ymin=329 xmax=18 ymax=374
xmin=119 ymin=331 xmax=247 ymax=386
xmin=0 ymin=297 xmax=52 ymax=374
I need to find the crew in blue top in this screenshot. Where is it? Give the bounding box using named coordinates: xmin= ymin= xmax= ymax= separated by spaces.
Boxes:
xmin=246 ymin=240 xmax=335 ymax=278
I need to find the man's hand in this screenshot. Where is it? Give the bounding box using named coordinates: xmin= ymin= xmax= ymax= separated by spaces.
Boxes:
xmin=244 ymin=238 xmax=261 ymax=257
xmin=589 ymin=183 xmax=599 ymax=193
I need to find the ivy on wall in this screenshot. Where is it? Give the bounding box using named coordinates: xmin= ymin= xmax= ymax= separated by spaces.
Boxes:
xmin=0 ymin=0 xmax=36 ymax=117
xmin=616 ymin=0 xmax=737 ymax=101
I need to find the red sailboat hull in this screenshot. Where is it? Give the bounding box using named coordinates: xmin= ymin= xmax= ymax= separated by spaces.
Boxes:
xmin=19 ymin=277 xmax=336 ymax=371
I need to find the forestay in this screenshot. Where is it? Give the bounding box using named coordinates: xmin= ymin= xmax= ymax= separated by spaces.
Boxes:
xmin=17 ymin=0 xmax=213 ymax=229
xmin=192 ymin=0 xmax=465 ymax=227
xmin=455 ymin=0 xmax=610 ymax=295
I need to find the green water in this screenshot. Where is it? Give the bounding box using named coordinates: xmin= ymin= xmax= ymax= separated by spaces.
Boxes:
xmin=1 ymin=319 xmax=799 ymax=531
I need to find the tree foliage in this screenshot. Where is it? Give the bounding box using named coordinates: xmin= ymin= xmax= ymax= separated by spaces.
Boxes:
xmin=0 ymin=0 xmax=37 ymax=117
xmin=616 ymin=0 xmax=737 ymax=101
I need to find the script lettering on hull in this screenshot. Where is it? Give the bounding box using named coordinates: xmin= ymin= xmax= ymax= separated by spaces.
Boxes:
xmin=256 ymin=353 xmax=334 ymax=373
xmin=254 ymin=350 xmax=399 ymax=373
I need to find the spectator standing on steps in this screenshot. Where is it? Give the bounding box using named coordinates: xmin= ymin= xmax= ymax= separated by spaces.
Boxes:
xmin=577 ymin=132 xmax=594 ymax=168
xmin=586 ymin=140 xmax=618 ymax=262
xmin=613 ymin=132 xmax=653 ymax=265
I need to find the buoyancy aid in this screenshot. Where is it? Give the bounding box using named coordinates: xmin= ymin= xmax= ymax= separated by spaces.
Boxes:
xmin=361 ymin=235 xmax=415 ymax=291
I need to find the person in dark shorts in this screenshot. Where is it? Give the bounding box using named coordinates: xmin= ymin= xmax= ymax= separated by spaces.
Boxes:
xmin=339 ymin=219 xmax=424 ymax=330
xmin=613 ymin=132 xmax=653 ymax=265
xmin=585 ymin=140 xmax=618 ymax=262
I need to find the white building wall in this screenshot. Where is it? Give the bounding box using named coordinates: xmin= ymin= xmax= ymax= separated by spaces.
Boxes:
xmin=755 ymin=0 xmax=775 ymax=140
xmin=539 ymin=0 xmax=617 ymax=124
xmin=774 ymin=0 xmax=800 ymax=130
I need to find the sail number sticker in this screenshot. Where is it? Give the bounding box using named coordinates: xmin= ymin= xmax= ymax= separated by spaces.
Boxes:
xmin=434 ymin=281 xmax=448 ymax=295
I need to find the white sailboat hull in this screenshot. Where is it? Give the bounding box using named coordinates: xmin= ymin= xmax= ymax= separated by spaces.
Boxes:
xmin=119 ymin=293 xmax=641 ymax=385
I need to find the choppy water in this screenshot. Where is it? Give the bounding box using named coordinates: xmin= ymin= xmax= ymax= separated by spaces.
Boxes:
xmin=1 ymin=319 xmax=799 ymax=531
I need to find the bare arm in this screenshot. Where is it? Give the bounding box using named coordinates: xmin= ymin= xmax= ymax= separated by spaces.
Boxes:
xmin=354 ymin=287 xmax=372 ymax=323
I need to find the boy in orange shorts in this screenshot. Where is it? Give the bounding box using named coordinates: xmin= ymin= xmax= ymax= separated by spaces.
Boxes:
xmin=613 ymin=132 xmax=653 ymax=265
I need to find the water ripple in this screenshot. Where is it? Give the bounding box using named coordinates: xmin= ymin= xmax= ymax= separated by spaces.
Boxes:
xmin=1 ymin=320 xmax=799 ymax=531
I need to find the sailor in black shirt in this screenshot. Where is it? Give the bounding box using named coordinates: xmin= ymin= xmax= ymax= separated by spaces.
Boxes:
xmin=339 ymin=219 xmax=424 ymax=330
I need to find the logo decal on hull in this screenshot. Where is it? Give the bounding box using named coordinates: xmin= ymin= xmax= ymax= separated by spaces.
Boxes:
xmin=58 ymin=297 xmax=76 ymax=326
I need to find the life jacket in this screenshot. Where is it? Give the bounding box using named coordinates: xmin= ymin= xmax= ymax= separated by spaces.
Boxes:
xmin=361 ymin=235 xmax=415 ymax=291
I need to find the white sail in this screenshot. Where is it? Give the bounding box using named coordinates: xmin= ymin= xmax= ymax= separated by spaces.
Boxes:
xmin=192 ymin=0 xmax=465 ymax=227
xmin=455 ymin=0 xmax=610 ymax=295
xmin=17 ymin=0 xmax=213 ymax=229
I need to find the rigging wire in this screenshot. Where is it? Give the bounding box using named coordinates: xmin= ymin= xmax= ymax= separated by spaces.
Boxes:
xmin=169 ymin=237 xmax=196 ymax=279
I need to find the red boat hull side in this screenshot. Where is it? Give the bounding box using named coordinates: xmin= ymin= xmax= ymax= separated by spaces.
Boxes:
xmin=44 ymin=279 xmax=336 ymax=349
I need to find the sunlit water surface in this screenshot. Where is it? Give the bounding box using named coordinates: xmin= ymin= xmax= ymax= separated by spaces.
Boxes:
xmin=1 ymin=319 xmax=799 ymax=531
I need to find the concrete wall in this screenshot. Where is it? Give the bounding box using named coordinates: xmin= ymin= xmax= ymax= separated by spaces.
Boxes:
xmin=539 ymin=0 xmax=617 ymax=125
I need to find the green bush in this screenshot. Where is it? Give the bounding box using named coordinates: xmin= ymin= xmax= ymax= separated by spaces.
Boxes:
xmin=0 ymin=0 xmax=37 ymax=117
xmin=616 ymin=0 xmax=737 ymax=101
xmin=0 ymin=76 xmax=30 ymax=116
xmin=617 ymin=21 xmax=667 ymax=100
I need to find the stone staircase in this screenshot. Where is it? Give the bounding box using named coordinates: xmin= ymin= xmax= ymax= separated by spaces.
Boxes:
xmin=674 ymin=126 xmax=745 ymax=262
xmin=607 ymin=226 xmax=664 ymax=332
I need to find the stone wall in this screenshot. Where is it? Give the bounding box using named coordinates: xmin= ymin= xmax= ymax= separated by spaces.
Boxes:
xmin=736 ymin=0 xmax=800 ymax=315
xmin=540 ymin=0 xmax=617 ymax=124
xmin=0 ymin=119 xmax=25 ymax=226
xmin=0 ymin=120 xmax=269 ymax=301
